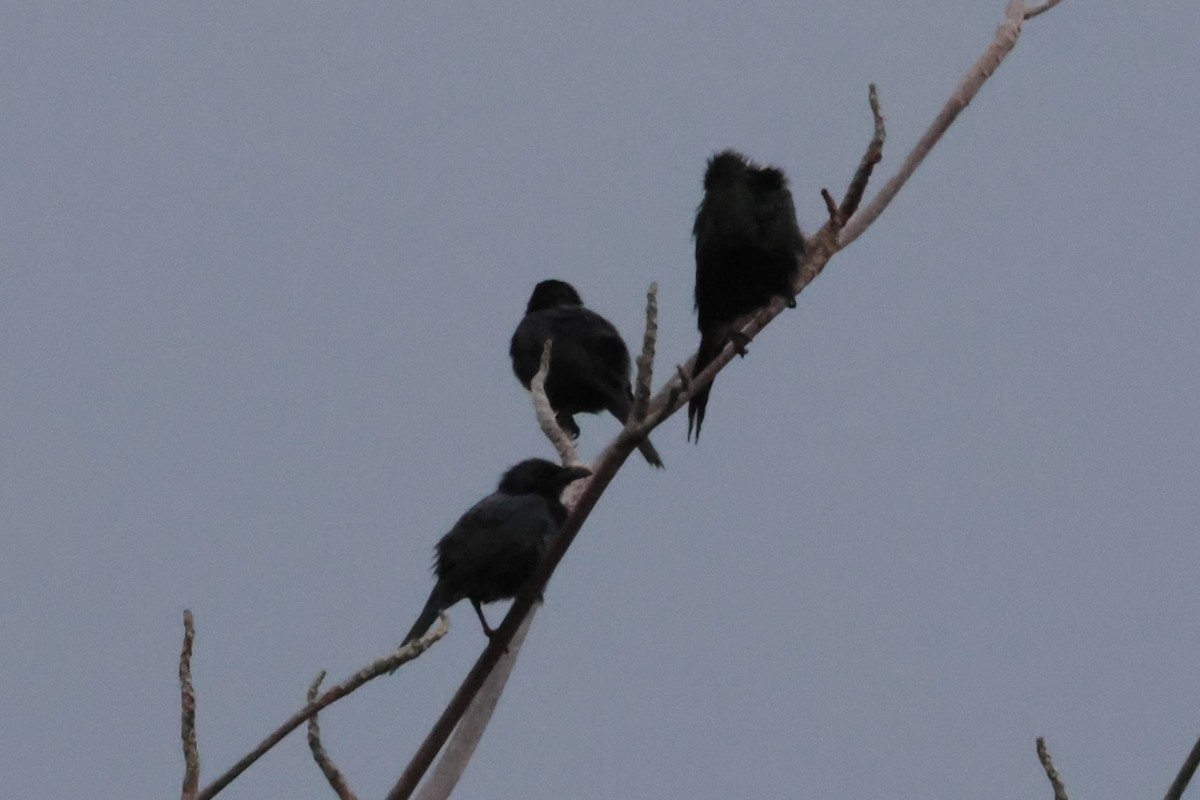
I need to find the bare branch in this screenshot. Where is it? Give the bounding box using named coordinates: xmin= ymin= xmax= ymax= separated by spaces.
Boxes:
xmin=529 ymin=339 xmax=581 ymax=466
xmin=180 ymin=610 xmax=199 ymax=800
xmin=840 ymin=1 xmax=1044 ymax=247
xmin=386 ymin=3 xmax=1064 ymax=794
xmin=196 ymin=614 xmax=448 ymax=800
xmin=1164 ymin=736 xmax=1200 ymax=800
xmin=415 ymin=609 xmax=538 ymax=800
xmin=631 ymin=282 xmax=658 ymax=422
xmin=1024 ymin=0 xmax=1063 ymax=20
xmin=1036 ymin=737 xmax=1069 ymax=800
xmin=306 ymin=671 xmax=358 ymax=800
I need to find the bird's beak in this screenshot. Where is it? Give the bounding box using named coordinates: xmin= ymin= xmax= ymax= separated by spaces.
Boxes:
xmin=562 ymin=465 xmax=592 ymax=484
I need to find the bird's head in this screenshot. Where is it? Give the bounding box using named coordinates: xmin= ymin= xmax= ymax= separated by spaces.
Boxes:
xmin=498 ymin=459 xmax=591 ymax=496
xmin=703 ymin=149 xmax=752 ymax=191
xmin=525 ymin=279 xmax=584 ymax=314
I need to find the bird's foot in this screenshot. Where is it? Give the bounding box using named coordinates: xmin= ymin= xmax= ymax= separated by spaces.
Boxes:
xmin=728 ymin=331 xmax=751 ymax=357
xmin=556 ymin=413 xmax=581 ymax=439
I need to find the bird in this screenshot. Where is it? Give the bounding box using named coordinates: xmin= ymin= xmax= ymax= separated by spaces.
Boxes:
xmin=396 ymin=459 xmax=591 ymax=657
xmin=689 ymin=149 xmax=804 ymax=441
xmin=510 ymin=279 xmax=664 ymax=468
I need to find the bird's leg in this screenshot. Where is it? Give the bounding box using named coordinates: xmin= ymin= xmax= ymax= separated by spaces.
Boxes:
xmin=784 ymin=294 xmax=797 ymax=309
xmin=470 ymin=599 xmax=496 ymax=638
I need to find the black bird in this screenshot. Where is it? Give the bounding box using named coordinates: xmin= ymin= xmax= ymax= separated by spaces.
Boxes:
xmin=397 ymin=459 xmax=591 ymax=653
xmin=689 ymin=149 xmax=804 ymax=441
xmin=510 ymin=280 xmax=664 ymax=468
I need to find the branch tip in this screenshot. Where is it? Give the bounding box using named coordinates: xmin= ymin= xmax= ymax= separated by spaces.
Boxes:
xmin=1036 ymin=737 xmax=1069 ymax=800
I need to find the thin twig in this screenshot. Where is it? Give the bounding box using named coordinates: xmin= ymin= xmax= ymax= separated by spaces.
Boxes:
xmin=306 ymin=671 xmax=358 ymax=800
xmin=1036 ymin=737 xmax=1069 ymax=800
xmin=180 ymin=610 xmax=199 ymax=800
xmin=1164 ymin=736 xmax=1200 ymax=800
xmin=529 ymin=339 xmax=581 ymax=466
xmin=1024 ymin=0 xmax=1063 ymax=20
xmin=196 ymin=614 xmax=448 ymax=800
xmin=631 ymin=282 xmax=658 ymax=423
xmin=838 ymin=83 xmax=886 ymax=223
xmin=415 ymin=609 xmax=537 ymax=800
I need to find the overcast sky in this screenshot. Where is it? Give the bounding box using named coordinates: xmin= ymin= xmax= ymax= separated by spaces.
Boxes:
xmin=3 ymin=2 xmax=1198 ymax=798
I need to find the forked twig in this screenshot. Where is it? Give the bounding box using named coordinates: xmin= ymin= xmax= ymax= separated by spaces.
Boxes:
xmin=306 ymin=672 xmax=358 ymax=800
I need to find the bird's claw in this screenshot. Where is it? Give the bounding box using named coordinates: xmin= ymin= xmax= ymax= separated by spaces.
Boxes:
xmin=728 ymin=331 xmax=751 ymax=357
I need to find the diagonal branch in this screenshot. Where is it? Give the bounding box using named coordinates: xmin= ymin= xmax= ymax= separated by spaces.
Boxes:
xmin=306 ymin=672 xmax=358 ymax=800
xmin=180 ymin=610 xmax=199 ymax=800
xmin=1164 ymin=735 xmax=1200 ymax=800
xmin=414 ymin=610 xmax=538 ymax=800
xmin=196 ymin=614 xmax=447 ymax=800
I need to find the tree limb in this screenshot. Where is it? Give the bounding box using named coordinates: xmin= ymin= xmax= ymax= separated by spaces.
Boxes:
xmin=414 ymin=610 xmax=538 ymax=800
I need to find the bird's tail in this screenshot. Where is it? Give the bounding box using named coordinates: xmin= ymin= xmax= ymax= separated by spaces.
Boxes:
xmin=390 ymin=587 xmax=444 ymax=674
xmin=636 ymin=438 xmax=665 ymax=469
xmin=609 ymin=394 xmax=665 ymax=469
xmin=687 ymin=333 xmax=723 ymax=442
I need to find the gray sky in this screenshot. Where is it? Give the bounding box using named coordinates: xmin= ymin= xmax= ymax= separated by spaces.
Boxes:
xmin=3 ymin=2 xmax=1198 ymax=798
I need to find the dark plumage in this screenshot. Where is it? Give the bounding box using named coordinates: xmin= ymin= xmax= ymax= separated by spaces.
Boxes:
xmin=689 ymin=149 xmax=804 ymax=441
xmin=510 ymin=279 xmax=664 ymax=468
xmin=398 ymin=459 xmax=591 ymax=654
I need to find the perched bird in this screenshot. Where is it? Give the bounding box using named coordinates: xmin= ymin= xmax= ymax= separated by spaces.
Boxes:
xmin=510 ymin=279 xmax=664 ymax=468
xmin=397 ymin=459 xmax=591 ymax=653
xmin=689 ymin=149 xmax=804 ymax=441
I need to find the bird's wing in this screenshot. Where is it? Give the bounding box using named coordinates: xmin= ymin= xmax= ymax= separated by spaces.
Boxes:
xmin=435 ymin=493 xmax=555 ymax=586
